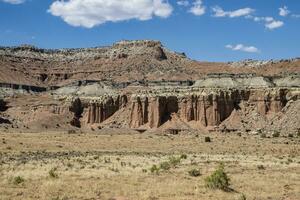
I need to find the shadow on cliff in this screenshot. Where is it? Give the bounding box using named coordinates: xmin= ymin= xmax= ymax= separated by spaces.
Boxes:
xmin=69 ymin=98 xmax=84 ymax=128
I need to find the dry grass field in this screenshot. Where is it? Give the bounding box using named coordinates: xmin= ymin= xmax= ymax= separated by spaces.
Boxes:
xmin=0 ymin=130 xmax=299 ymax=200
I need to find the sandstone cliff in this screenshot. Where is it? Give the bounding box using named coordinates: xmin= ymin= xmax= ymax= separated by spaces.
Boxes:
xmin=73 ymin=87 xmax=297 ymax=133
xmin=85 ymin=95 xmax=128 ymax=124
xmin=127 ymin=89 xmax=290 ymax=129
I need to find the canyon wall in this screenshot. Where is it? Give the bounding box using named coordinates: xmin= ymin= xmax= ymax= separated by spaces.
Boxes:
xmin=85 ymin=95 xmax=128 ymax=124
xmin=129 ymin=89 xmax=288 ymax=129
xmin=78 ymin=88 xmax=292 ymax=129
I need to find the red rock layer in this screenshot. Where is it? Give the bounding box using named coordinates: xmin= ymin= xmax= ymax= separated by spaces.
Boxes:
xmin=129 ymin=89 xmax=288 ymax=129
xmin=82 ymin=89 xmax=289 ymax=129
xmin=86 ymin=95 xmax=127 ymax=124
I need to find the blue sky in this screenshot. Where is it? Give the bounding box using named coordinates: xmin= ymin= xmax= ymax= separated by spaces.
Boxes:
xmin=0 ymin=0 xmax=299 ymax=62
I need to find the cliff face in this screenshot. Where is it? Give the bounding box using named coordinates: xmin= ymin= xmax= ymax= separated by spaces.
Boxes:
xmin=128 ymin=89 xmax=287 ymax=129
xmin=85 ymin=95 xmax=128 ymax=124
xmin=79 ymin=88 xmax=292 ymax=130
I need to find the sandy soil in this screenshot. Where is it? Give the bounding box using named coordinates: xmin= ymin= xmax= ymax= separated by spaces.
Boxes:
xmin=0 ymin=131 xmax=299 ymax=200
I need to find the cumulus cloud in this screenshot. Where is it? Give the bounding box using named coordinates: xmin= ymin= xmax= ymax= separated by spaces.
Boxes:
xmin=279 ymin=6 xmax=290 ymax=17
xmin=189 ymin=0 xmax=206 ymax=16
xmin=250 ymin=16 xmax=284 ymax=30
xmin=177 ymin=0 xmax=189 ymax=7
xmin=48 ymin=0 xmax=173 ymax=28
xmin=265 ymin=20 xmax=284 ymax=29
xmin=1 ymin=0 xmax=25 ymax=4
xmin=212 ymin=6 xmax=255 ymax=18
xmin=226 ymin=44 xmax=259 ymax=53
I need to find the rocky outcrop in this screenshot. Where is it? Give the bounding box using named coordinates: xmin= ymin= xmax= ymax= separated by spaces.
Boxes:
xmin=0 ymin=82 xmax=47 ymax=92
xmin=128 ymin=89 xmax=291 ymax=129
xmin=130 ymin=96 xmax=148 ymax=128
xmin=249 ymin=89 xmax=287 ymax=115
xmin=0 ymin=99 xmax=8 ymax=112
xmin=86 ymin=95 xmax=127 ymax=124
xmin=0 ymin=99 xmax=10 ymax=124
xmin=70 ymin=98 xmax=84 ymax=127
xmin=1 ymin=40 xmax=299 ymax=90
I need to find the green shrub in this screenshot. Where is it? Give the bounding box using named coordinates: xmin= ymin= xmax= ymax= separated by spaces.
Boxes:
xmin=257 ymin=165 xmax=265 ymax=170
xmin=49 ymin=168 xmax=59 ymax=178
xmin=151 ymin=155 xmax=184 ymax=174
xmin=205 ymin=163 xmax=230 ymax=191
xmin=12 ymin=176 xmax=25 ymax=185
xmin=150 ymin=164 xmax=160 ymax=174
xmin=168 ymin=156 xmax=181 ymax=167
xmin=66 ymin=163 xmax=73 ymax=168
xmin=159 ymin=161 xmax=171 ymax=171
xmin=188 ymin=169 xmax=201 ymax=177
xmin=272 ymin=131 xmax=280 ymax=138
xmin=67 ymin=130 xmax=76 ymax=134
xmin=180 ymin=154 xmax=188 ymax=159
xmin=205 ymin=137 xmax=211 ymax=143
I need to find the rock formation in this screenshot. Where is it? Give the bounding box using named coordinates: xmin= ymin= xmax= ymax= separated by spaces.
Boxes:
xmin=0 ymin=40 xmax=299 ymax=134
xmin=86 ymin=95 xmax=127 ymax=124
xmin=81 ymin=88 xmax=294 ymax=130
xmin=1 ymin=40 xmax=299 ymax=89
xmin=70 ymin=98 xmax=84 ymax=127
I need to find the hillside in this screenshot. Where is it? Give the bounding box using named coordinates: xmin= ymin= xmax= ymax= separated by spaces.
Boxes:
xmin=0 ymin=40 xmax=299 ymax=88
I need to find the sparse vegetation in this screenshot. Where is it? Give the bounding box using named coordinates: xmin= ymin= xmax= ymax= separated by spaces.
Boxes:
xmin=150 ymin=155 xmax=184 ymax=173
xmin=237 ymin=193 xmax=247 ymax=200
xmin=49 ymin=167 xmax=59 ymax=178
xmin=260 ymin=133 xmax=267 ymax=138
xmin=168 ymin=156 xmax=182 ymax=167
xmin=67 ymin=130 xmax=76 ymax=134
xmin=0 ymin=132 xmax=299 ymax=199
xmin=188 ymin=169 xmax=201 ymax=177
xmin=205 ymin=137 xmax=211 ymax=143
xmin=12 ymin=176 xmax=25 ymax=185
xmin=257 ymin=165 xmax=265 ymax=170
xmin=205 ymin=163 xmax=230 ymax=191
xmin=109 ymin=167 xmax=120 ymax=173
xmin=272 ymin=131 xmax=280 ymax=138
xmin=159 ymin=161 xmax=171 ymax=171
xmin=180 ymin=154 xmax=188 ymax=159
xmin=150 ymin=164 xmax=160 ymax=174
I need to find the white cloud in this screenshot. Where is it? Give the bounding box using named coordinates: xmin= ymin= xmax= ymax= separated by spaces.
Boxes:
xmin=48 ymin=0 xmax=173 ymax=28
xmin=1 ymin=0 xmax=25 ymax=4
xmin=177 ymin=0 xmax=189 ymax=7
xmin=226 ymin=44 xmax=260 ymax=53
xmin=265 ymin=20 xmax=284 ymax=29
xmin=279 ymin=6 xmax=290 ymax=17
xmin=212 ymin=6 xmax=255 ymax=18
xmin=211 ymin=6 xmax=283 ymax=30
xmin=249 ymin=16 xmax=284 ymax=30
xmin=189 ymin=0 xmax=206 ymax=16
xmin=292 ymin=14 xmax=300 ymax=18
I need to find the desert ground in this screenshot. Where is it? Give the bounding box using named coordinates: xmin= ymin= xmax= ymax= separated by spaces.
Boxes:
xmin=0 ymin=130 xmax=299 ymax=200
